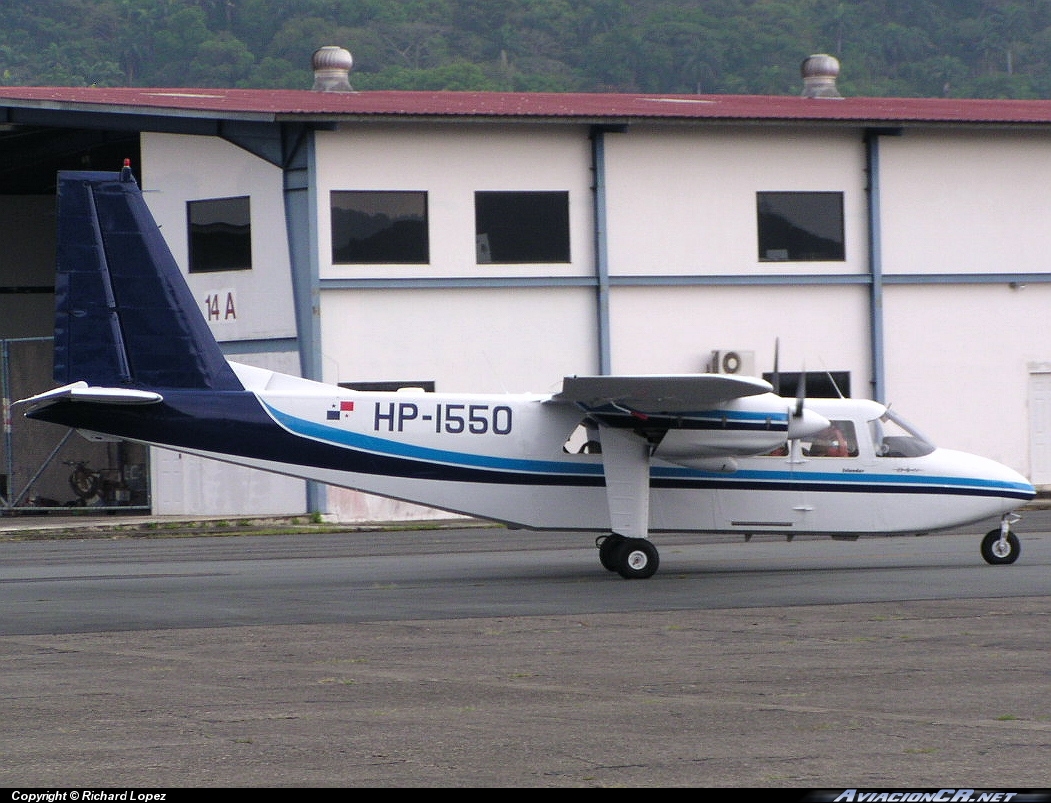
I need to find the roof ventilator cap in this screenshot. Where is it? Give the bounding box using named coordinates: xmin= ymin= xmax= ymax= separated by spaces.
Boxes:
xmin=312 ymin=46 xmax=354 ymax=92
xmin=801 ymin=54 xmax=842 ymax=99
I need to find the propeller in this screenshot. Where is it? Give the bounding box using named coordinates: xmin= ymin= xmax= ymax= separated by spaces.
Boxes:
xmin=771 ymin=345 xmax=829 ymax=440
xmin=771 ymin=337 xmax=804 ymax=413
xmin=794 ymin=366 xmax=806 ymax=419
xmin=772 ymin=337 xmax=781 ymax=396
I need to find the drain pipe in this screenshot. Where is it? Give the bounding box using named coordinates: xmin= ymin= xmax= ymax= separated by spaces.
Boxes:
xmin=865 ymin=127 xmax=901 ymax=404
xmin=590 ymin=125 xmax=626 ymax=375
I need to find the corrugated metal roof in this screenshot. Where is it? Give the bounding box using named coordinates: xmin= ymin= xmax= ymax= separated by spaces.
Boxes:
xmin=4 ymin=85 xmax=1051 ymax=125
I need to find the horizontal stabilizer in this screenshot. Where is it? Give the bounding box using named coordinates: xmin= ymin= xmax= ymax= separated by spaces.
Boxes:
xmin=554 ymin=373 xmax=772 ymax=414
xmin=17 ymin=381 xmax=164 ymax=408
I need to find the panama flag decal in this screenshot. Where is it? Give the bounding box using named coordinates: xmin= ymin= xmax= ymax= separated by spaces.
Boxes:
xmin=327 ymin=400 xmax=355 ymax=420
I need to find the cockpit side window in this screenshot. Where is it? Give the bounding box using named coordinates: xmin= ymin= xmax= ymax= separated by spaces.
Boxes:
xmin=802 ymin=420 xmax=859 ymax=457
xmin=869 ymin=409 xmax=935 ymax=458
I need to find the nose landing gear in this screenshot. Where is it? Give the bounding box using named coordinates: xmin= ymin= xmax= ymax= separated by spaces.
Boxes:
xmin=981 ymin=513 xmax=1021 ymax=565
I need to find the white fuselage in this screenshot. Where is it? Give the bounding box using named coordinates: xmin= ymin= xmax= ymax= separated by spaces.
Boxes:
xmin=155 ymin=365 xmax=1031 ymax=538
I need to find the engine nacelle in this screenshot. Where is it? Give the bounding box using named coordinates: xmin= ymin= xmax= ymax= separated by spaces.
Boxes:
xmin=652 ymin=397 xmax=829 ymax=461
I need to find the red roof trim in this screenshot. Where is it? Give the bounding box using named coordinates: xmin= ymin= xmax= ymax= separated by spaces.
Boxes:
xmin=4 ymin=86 xmax=1051 ymax=125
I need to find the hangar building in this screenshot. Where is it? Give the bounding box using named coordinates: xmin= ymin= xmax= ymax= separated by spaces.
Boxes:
xmin=2 ymin=52 xmax=1050 ymax=520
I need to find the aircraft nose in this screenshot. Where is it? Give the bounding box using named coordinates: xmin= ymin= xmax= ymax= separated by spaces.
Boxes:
xmin=965 ymin=452 xmax=1036 ymax=506
xmin=786 ymin=406 xmax=830 ymax=441
xmin=1001 ymin=462 xmax=1036 ymax=500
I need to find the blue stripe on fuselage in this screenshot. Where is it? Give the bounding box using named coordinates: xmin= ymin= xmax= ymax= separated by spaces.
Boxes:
xmin=260 ymin=398 xmax=600 ymax=477
xmin=27 ymin=391 xmax=1031 ymax=500
xmin=651 ymin=466 xmax=1033 ymax=499
xmin=260 ymin=399 xmax=1031 ymax=500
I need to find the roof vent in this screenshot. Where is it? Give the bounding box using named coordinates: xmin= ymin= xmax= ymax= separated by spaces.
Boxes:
xmin=800 ymin=54 xmax=842 ymax=98
xmin=312 ymin=46 xmax=354 ymax=92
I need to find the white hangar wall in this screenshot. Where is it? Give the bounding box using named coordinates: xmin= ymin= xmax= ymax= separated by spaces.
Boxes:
xmin=602 ymin=126 xmax=869 ymax=278
xmin=880 ymin=130 xmax=1051 ymax=276
xmin=140 ymin=133 xmax=306 ymax=516
xmin=320 ymin=286 xmax=595 ymax=394
xmin=600 ymin=124 xmax=871 ymax=381
xmin=141 ymin=133 xmax=298 ymax=344
xmin=877 ymin=131 xmax=1051 ymax=477
xmin=316 ymin=124 xmax=595 ymax=285
xmin=882 ymin=283 xmax=1051 ymax=474
xmin=314 ymin=123 xmax=599 ymax=389
xmin=606 ymin=284 xmax=871 ymax=381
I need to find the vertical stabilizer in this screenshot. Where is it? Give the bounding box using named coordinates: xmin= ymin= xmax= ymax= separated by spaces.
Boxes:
xmin=53 ymin=167 xmax=243 ymax=391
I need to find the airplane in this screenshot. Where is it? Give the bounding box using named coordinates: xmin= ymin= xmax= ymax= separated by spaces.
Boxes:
xmin=17 ymin=166 xmax=1036 ymax=579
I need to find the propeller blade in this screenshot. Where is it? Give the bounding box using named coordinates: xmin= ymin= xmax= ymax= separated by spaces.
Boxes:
xmin=794 ymin=369 xmax=806 ymax=418
xmin=772 ymin=338 xmax=781 ymax=396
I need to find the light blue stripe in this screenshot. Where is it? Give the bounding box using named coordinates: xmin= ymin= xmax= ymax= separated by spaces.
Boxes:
xmin=593 ymin=406 xmax=789 ymax=424
xmin=262 ymin=401 xmax=1029 ymax=495
xmin=691 ymin=411 xmax=789 ymax=423
xmin=262 ymin=401 xmax=603 ymax=476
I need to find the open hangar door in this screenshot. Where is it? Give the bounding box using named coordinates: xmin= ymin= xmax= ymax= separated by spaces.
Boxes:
xmin=0 ymin=128 xmax=150 ymax=513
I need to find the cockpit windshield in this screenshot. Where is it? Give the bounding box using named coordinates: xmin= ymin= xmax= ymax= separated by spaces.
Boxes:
xmin=868 ymin=408 xmax=936 ymax=458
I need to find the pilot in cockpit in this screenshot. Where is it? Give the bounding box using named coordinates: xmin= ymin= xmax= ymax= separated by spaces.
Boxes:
xmin=805 ymin=421 xmax=856 ymax=457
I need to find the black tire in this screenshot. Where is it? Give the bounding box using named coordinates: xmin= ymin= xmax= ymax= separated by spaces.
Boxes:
xmin=597 ymin=534 xmax=624 ymax=572
xmin=615 ymin=538 xmax=659 ymax=579
xmin=981 ymin=529 xmax=1020 ymax=565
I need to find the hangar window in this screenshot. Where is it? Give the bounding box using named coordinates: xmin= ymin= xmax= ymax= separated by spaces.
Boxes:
xmin=475 ymin=191 xmax=570 ymax=263
xmin=757 ymin=191 xmax=845 ymax=262
xmin=331 ymin=191 xmax=429 ymax=264
xmin=187 ymin=196 xmax=252 ymax=273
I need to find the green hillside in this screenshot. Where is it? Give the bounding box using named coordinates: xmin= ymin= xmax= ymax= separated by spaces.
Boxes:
xmin=2 ymin=1 xmax=1050 ymax=97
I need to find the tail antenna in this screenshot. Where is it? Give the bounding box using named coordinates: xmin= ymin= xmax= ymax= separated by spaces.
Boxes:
xmin=825 ymin=369 xmax=845 ymax=399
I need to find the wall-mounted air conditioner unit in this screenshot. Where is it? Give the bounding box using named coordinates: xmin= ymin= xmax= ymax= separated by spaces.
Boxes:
xmin=708 ymin=350 xmax=756 ymax=376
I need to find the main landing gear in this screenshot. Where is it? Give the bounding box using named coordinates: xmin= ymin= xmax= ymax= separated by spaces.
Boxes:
xmin=597 ymin=533 xmax=660 ymax=579
xmin=981 ymin=513 xmax=1021 ymax=565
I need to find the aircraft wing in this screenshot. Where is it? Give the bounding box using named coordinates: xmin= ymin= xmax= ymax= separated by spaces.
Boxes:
xmin=552 ymin=374 xmax=772 ymax=545
xmin=553 ymin=373 xmax=773 ymax=414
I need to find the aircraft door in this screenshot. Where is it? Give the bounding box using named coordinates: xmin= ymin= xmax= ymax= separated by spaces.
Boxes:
xmin=791 ymin=419 xmax=865 ymax=532
xmin=714 ymin=438 xmax=810 ymax=535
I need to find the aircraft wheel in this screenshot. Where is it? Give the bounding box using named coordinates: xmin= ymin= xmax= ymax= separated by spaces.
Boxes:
xmin=981 ymin=529 xmax=1020 ymax=565
xmin=615 ymin=538 xmax=659 ymax=580
xmin=597 ymin=534 xmax=624 ymax=572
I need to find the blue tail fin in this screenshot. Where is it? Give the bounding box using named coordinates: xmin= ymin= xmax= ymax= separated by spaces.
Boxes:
xmin=54 ymin=167 xmax=243 ymax=391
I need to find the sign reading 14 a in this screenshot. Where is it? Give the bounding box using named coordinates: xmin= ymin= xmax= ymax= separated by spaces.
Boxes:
xmin=204 ymin=289 xmax=237 ymax=322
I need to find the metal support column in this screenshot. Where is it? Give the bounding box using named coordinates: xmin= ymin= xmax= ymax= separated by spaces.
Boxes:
xmin=281 ymin=123 xmax=325 ymax=514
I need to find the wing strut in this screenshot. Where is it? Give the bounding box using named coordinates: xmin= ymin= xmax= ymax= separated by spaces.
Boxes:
xmin=598 ymin=426 xmax=652 ymax=540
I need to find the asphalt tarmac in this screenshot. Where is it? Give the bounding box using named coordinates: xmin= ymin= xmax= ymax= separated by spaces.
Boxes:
xmin=1 ymin=516 xmax=1049 ymax=788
